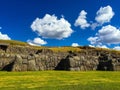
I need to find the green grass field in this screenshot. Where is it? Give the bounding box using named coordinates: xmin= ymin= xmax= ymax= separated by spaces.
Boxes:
xmin=0 ymin=71 xmax=120 ymax=90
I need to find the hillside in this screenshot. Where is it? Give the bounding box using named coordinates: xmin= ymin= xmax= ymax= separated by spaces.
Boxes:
xmin=0 ymin=40 xmax=120 ymax=71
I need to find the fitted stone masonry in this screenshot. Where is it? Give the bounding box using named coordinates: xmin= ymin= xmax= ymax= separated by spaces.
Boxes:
xmin=0 ymin=45 xmax=120 ymax=71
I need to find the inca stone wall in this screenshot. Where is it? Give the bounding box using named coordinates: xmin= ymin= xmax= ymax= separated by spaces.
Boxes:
xmin=0 ymin=45 xmax=120 ymax=71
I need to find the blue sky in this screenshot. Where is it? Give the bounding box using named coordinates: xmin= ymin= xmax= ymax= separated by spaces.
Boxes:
xmin=0 ymin=0 xmax=120 ymax=49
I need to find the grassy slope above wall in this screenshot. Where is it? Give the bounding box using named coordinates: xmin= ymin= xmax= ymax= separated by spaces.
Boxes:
xmin=0 ymin=40 xmax=120 ymax=54
xmin=0 ymin=40 xmax=28 ymax=46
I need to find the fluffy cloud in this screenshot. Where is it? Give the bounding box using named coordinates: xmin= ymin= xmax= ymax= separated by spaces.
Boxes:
xmin=96 ymin=45 xmax=108 ymax=49
xmin=89 ymin=45 xmax=95 ymax=47
xmin=87 ymin=36 xmax=100 ymax=45
xmin=95 ymin=5 xmax=114 ymax=24
xmin=88 ymin=25 xmax=120 ymax=45
xmin=74 ymin=10 xmax=90 ymax=29
xmin=98 ymin=25 xmax=120 ymax=44
xmin=113 ymin=46 xmax=120 ymax=50
xmin=31 ymin=14 xmax=73 ymax=40
xmin=74 ymin=5 xmax=114 ymax=30
xmin=0 ymin=32 xmax=11 ymax=40
xmin=71 ymin=43 xmax=79 ymax=47
xmin=27 ymin=37 xmax=47 ymax=46
xmin=89 ymin=44 xmax=108 ymax=49
xmin=90 ymin=23 xmax=100 ymax=30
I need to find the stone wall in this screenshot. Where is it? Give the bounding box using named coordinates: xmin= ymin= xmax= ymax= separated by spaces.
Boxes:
xmin=0 ymin=45 xmax=120 ymax=71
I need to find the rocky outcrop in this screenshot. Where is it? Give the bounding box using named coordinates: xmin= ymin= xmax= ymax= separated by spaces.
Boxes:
xmin=0 ymin=45 xmax=120 ymax=71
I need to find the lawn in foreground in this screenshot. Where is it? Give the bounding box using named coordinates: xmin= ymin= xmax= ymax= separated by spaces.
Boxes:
xmin=0 ymin=71 xmax=120 ymax=90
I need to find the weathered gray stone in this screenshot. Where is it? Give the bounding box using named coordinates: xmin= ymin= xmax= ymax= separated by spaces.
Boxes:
xmin=22 ymin=59 xmax=28 ymax=64
xmin=0 ymin=45 xmax=120 ymax=71
xmin=27 ymin=60 xmax=38 ymax=71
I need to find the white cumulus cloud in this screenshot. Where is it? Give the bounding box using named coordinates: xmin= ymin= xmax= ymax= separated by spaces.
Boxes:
xmin=27 ymin=37 xmax=47 ymax=46
xmin=89 ymin=44 xmax=108 ymax=49
xmin=71 ymin=43 xmax=79 ymax=47
xmin=96 ymin=45 xmax=108 ymax=49
xmin=31 ymin=14 xmax=73 ymax=40
xmin=89 ymin=45 xmax=95 ymax=47
xmin=87 ymin=36 xmax=100 ymax=45
xmin=90 ymin=22 xmax=100 ymax=30
xmin=74 ymin=10 xmax=90 ymax=29
xmin=113 ymin=46 xmax=120 ymax=50
xmin=0 ymin=32 xmax=11 ymax=40
xmin=88 ymin=25 xmax=120 ymax=45
xmin=95 ymin=5 xmax=114 ymax=24
xmin=98 ymin=25 xmax=120 ymax=44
